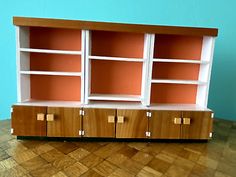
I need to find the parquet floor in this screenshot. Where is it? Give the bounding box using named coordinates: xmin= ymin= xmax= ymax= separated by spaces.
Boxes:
xmin=0 ymin=119 xmax=235 ymax=177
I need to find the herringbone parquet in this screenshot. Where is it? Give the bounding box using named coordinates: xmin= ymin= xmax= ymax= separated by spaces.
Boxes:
xmin=0 ymin=118 xmax=235 ymax=177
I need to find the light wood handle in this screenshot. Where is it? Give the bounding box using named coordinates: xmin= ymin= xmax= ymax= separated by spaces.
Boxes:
xmin=46 ymin=114 xmax=54 ymax=121
xmin=108 ymin=115 xmax=115 ymax=123
xmin=37 ymin=113 xmax=45 ymax=121
xmin=183 ymin=118 xmax=191 ymax=125
xmin=174 ymin=118 xmax=182 ymax=124
xmin=117 ymin=116 xmax=125 ymax=123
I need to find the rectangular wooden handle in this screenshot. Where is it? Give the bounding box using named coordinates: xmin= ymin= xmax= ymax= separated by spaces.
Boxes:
xmin=117 ymin=116 xmax=124 ymax=123
xmin=46 ymin=114 xmax=54 ymax=121
xmin=183 ymin=118 xmax=191 ymax=125
xmin=174 ymin=118 xmax=182 ymax=124
xmin=108 ymin=115 xmax=115 ymax=123
xmin=37 ymin=113 xmax=45 ymax=121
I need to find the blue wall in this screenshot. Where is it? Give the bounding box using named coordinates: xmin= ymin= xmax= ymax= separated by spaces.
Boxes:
xmin=0 ymin=0 xmax=235 ymax=120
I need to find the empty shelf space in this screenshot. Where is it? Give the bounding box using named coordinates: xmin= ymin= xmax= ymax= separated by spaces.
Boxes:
xmin=153 ymin=58 xmax=209 ymax=64
xmin=151 ymin=79 xmax=206 ymax=85
xmin=20 ymin=48 xmax=82 ymax=55
xmin=20 ymin=71 xmax=81 ymax=76
xmin=89 ymin=55 xmax=144 ymax=62
xmin=88 ymin=94 xmax=141 ymax=101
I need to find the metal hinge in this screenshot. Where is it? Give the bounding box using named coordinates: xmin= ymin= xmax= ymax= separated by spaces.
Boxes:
xmin=211 ymin=113 xmax=214 ymax=118
xmin=145 ymin=131 xmax=151 ymax=137
xmin=11 ymin=128 xmax=14 ymax=134
xmin=10 ymin=107 xmax=13 ymax=113
xmin=79 ymin=110 xmax=85 ymax=116
xmin=79 ymin=130 xmax=85 ymax=136
xmin=209 ymin=132 xmax=213 ymax=138
xmin=146 ymin=112 xmax=152 ymax=118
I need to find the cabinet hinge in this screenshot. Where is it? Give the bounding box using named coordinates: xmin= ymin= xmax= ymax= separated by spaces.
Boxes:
xmin=79 ymin=110 xmax=85 ymax=116
xmin=209 ymin=132 xmax=213 ymax=138
xmin=145 ymin=131 xmax=151 ymax=137
xmin=211 ymin=113 xmax=214 ymax=118
xmin=10 ymin=107 xmax=13 ymax=113
xmin=11 ymin=128 xmax=14 ymax=134
xmin=79 ymin=130 xmax=85 ymax=136
xmin=146 ymin=112 xmax=152 ymax=118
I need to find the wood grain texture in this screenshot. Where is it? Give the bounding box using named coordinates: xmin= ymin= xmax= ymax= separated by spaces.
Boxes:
xmin=47 ymin=107 xmax=82 ymax=137
xmin=13 ymin=17 xmax=218 ymax=36
xmin=83 ymin=108 xmax=116 ymax=138
xmin=149 ymin=111 xmax=181 ymax=139
xmin=116 ymin=109 xmax=148 ymax=138
xmin=181 ymin=111 xmax=212 ymax=139
xmin=11 ymin=106 xmax=47 ymax=136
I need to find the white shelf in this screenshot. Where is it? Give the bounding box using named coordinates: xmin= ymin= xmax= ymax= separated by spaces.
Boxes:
xmin=151 ymin=79 xmax=206 ymax=85
xmin=20 ymin=71 xmax=81 ymax=76
xmin=16 ymin=99 xmax=82 ymax=107
xmin=153 ymin=58 xmax=209 ymax=64
xmin=89 ymin=55 xmax=144 ymax=62
xmin=88 ymin=94 xmax=141 ymax=101
xmin=20 ymin=48 xmax=82 ymax=55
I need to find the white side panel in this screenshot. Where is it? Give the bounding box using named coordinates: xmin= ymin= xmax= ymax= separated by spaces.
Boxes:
xmin=196 ymin=37 xmax=215 ymax=107
xmin=145 ymin=34 xmax=155 ymax=106
xmin=141 ymin=34 xmax=150 ymax=105
xmin=17 ymin=27 xmax=30 ymax=102
xmin=84 ymin=30 xmax=91 ymax=104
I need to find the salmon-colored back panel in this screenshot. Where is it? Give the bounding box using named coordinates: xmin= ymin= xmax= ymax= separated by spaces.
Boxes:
xmin=151 ymin=84 xmax=197 ymax=104
xmin=30 ymin=53 xmax=81 ymax=72
xmin=91 ymin=60 xmax=142 ymax=95
xmin=154 ymin=34 xmax=203 ymax=60
xmin=152 ymin=63 xmax=200 ymax=80
xmin=91 ymin=31 xmax=144 ymax=58
xmin=30 ymin=27 xmax=81 ymax=50
xmin=31 ymin=75 xmax=81 ymax=101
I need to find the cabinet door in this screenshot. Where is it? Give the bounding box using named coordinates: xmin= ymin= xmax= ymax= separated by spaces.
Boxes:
xmin=181 ymin=111 xmax=212 ymax=139
xmin=116 ymin=109 xmax=148 ymax=138
xmin=11 ymin=106 xmax=47 ymax=136
xmin=83 ymin=108 xmax=116 ymax=138
xmin=47 ymin=107 xmax=81 ymax=137
xmin=150 ymin=111 xmax=181 ymax=139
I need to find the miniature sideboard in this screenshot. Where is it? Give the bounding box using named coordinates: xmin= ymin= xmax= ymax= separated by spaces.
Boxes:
xmin=11 ymin=17 xmax=218 ymax=140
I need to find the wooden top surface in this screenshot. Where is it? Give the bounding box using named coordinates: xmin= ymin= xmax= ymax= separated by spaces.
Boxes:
xmin=13 ymin=16 xmax=218 ymax=36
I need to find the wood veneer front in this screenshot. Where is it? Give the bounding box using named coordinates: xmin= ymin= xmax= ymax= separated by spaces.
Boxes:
xmin=47 ymin=107 xmax=82 ymax=137
xmin=181 ymin=111 xmax=212 ymax=139
xmin=116 ymin=109 xmax=148 ymax=138
xmin=11 ymin=106 xmax=47 ymax=136
xmin=83 ymin=108 xmax=116 ymax=138
xmin=149 ymin=111 xmax=181 ymax=139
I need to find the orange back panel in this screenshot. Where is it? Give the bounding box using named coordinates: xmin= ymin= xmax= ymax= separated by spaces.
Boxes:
xmin=91 ymin=31 xmax=144 ymax=58
xmin=154 ymin=34 xmax=203 ymax=60
xmin=151 ymin=84 xmax=197 ymax=104
xmin=91 ymin=60 xmax=142 ymax=95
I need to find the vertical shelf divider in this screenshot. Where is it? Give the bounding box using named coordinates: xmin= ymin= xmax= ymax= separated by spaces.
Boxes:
xmin=145 ymin=34 xmax=155 ymax=106
xmin=84 ymin=30 xmax=91 ymax=104
xmin=80 ymin=30 xmax=86 ymax=104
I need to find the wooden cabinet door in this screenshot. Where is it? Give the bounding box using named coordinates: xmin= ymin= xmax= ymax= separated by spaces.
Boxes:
xmin=116 ymin=109 xmax=148 ymax=138
xmin=11 ymin=106 xmax=47 ymax=136
xmin=83 ymin=108 xmax=116 ymax=138
xmin=150 ymin=111 xmax=181 ymax=139
xmin=181 ymin=111 xmax=212 ymax=139
xmin=47 ymin=107 xmax=81 ymax=137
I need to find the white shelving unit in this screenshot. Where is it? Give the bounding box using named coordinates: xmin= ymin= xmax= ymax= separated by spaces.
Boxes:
xmin=16 ymin=26 xmax=216 ymax=109
xmin=84 ymin=31 xmax=151 ymax=105
xmin=145 ymin=34 xmax=216 ymax=107
xmin=16 ymin=26 xmax=86 ymax=103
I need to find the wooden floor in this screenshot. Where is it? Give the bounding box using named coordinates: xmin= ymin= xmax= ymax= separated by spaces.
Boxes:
xmin=0 ymin=119 xmax=235 ymax=177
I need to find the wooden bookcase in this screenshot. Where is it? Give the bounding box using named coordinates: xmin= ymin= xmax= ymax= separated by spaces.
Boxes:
xmin=11 ymin=17 xmax=218 ymax=140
